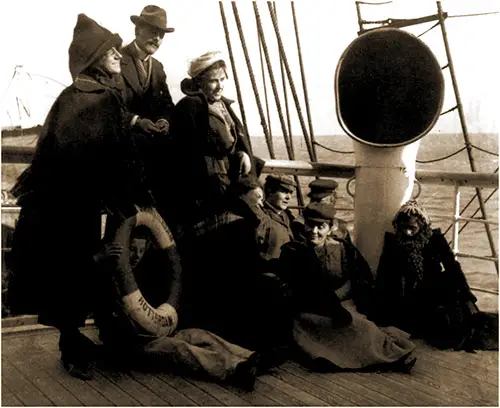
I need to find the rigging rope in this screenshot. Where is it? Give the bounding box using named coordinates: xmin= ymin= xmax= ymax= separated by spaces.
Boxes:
xmin=416 ymin=146 xmax=467 ymax=164
xmin=418 ymin=21 xmax=440 ymax=37
xmin=313 ymin=141 xmax=354 ymax=155
xmin=231 ymin=3 xmax=275 ymax=158
xmin=253 ymin=3 xmax=293 ymax=162
xmin=219 ymin=2 xmax=253 ymax=151
xmin=448 ymin=11 xmax=499 ymax=18
xmin=274 ymin=3 xmax=294 ymax=158
xmin=356 ymin=1 xmax=392 ymax=4
xmin=291 ymin=2 xmax=318 ymax=162
xmin=272 ymin=3 xmax=305 ymax=208
xmin=440 ymin=106 xmax=457 ymax=116
xmin=267 ymin=2 xmax=315 ymax=161
xmin=257 ymin=30 xmax=273 ymax=138
xmin=471 ymin=144 xmax=499 ymax=157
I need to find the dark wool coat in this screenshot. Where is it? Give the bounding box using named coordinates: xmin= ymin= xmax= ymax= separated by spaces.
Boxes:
xmin=259 ymin=202 xmax=296 ymax=261
xmin=118 ymin=44 xmax=177 ymax=216
xmin=8 ymin=74 xmax=145 ymax=328
xmin=184 ymin=199 xmax=291 ymax=351
xmin=373 ymin=228 xmax=479 ymax=348
xmin=171 ymin=94 xmax=255 ymax=223
xmin=279 ymin=238 xmax=374 ymax=323
xmin=119 ymin=43 xmax=175 ymax=124
xmin=277 ymin=239 xmax=416 ymax=371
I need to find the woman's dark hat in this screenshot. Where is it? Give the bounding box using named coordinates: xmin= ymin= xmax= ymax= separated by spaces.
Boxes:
xmin=131 ymin=5 xmax=175 ymax=33
xmin=69 ymin=14 xmax=122 ymax=80
xmin=303 ymin=203 xmax=336 ymax=223
xmin=307 ymin=178 xmax=339 ymax=199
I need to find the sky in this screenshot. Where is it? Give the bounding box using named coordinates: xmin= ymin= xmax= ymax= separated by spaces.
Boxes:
xmin=0 ymin=0 xmax=498 ymax=136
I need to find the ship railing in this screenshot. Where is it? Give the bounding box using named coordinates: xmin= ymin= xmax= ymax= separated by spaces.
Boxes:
xmin=1 ymin=152 xmax=498 ymax=283
xmin=262 ymin=159 xmax=499 ymax=270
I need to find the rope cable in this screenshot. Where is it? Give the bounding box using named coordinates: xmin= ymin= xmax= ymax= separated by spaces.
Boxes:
xmin=416 ymin=146 xmax=467 ymax=164
xmin=313 ymin=141 xmax=354 ymax=155
xmin=471 ymin=144 xmax=499 ymax=157
xmin=219 ymin=2 xmax=253 ymax=151
xmin=267 ymin=2 xmax=315 ymax=161
xmin=231 ymin=2 xmax=275 ymax=158
xmin=418 ymin=21 xmax=440 ymax=37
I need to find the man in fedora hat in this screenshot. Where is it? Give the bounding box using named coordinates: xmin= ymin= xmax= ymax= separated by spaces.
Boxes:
xmin=119 ymin=5 xmax=178 ymax=222
xmin=121 ymin=5 xmax=175 ymax=133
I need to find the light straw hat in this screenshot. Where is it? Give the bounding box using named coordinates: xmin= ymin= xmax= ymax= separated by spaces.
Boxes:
xmin=188 ymin=51 xmax=225 ymax=78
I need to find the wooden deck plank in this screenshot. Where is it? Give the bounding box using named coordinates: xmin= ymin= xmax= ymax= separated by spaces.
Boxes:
xmin=155 ymin=371 xmax=225 ymax=406
xmin=253 ymin=374 xmax=307 ymax=406
xmin=2 ymin=358 xmax=54 ymax=406
xmin=377 ymin=371 xmax=472 ymax=406
xmin=346 ymin=371 xmax=458 ymax=406
xmin=88 ymin=371 xmax=144 ymax=406
xmin=260 ymin=372 xmax=329 ymax=406
xmin=271 ymin=365 xmax=354 ymax=406
xmin=284 ymin=362 xmax=400 ymax=406
xmin=3 ymin=353 xmax=83 ymax=406
xmin=180 ymin=377 xmax=252 ymax=406
xmin=418 ymin=345 xmax=499 ymax=385
xmin=13 ymin=330 xmax=164 ymax=406
xmin=2 ymin=327 xmax=498 ymax=407
xmin=413 ymin=352 xmax=498 ymax=405
xmin=128 ymin=369 xmax=198 ymax=406
xmin=7 ymin=330 xmax=144 ymax=407
xmin=1 ymin=383 xmax=25 ymax=406
xmin=93 ymin=368 xmax=169 ymax=406
xmin=217 ymin=382 xmax=281 ymax=406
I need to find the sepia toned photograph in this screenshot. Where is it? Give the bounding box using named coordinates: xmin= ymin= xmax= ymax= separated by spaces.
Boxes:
xmin=1 ymin=0 xmax=498 ymax=405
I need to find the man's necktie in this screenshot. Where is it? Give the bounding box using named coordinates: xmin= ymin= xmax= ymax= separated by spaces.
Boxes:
xmin=135 ymin=58 xmax=148 ymax=87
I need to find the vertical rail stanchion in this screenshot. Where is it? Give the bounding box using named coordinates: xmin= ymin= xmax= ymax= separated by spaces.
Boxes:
xmin=436 ymin=1 xmax=498 ymax=272
xmin=452 ymin=183 xmax=461 ymax=256
xmin=355 ymin=1 xmax=365 ymax=34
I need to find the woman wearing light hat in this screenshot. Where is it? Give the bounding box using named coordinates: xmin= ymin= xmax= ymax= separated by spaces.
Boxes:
xmin=9 ymin=14 xmax=150 ymax=380
xmin=278 ymin=203 xmax=418 ymax=373
xmin=172 ymin=51 xmax=261 ymax=224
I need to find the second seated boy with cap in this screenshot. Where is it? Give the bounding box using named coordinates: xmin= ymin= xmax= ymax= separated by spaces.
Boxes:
xmin=292 ymin=178 xmax=351 ymax=242
xmin=260 ymin=174 xmax=297 ymax=261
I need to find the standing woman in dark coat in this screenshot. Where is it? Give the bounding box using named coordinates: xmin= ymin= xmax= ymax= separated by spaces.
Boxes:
xmin=172 ymin=51 xmax=261 ymax=225
xmin=8 ymin=14 xmax=144 ymax=380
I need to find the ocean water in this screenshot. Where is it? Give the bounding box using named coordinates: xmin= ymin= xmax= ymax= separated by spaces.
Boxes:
xmin=2 ymin=132 xmax=498 ymax=310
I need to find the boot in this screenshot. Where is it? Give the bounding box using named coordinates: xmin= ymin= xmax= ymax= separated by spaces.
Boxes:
xmin=59 ymin=329 xmax=96 ymax=380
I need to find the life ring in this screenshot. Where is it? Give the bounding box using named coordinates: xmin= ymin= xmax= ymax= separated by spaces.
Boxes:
xmin=113 ymin=209 xmax=180 ymax=337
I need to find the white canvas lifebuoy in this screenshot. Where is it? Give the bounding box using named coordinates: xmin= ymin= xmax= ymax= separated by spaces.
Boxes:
xmin=113 ymin=210 xmax=179 ymax=336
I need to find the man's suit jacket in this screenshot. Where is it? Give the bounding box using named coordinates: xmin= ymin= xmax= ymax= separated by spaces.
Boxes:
xmin=120 ymin=43 xmax=175 ymax=124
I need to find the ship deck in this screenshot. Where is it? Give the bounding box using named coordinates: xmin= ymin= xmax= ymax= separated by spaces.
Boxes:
xmin=2 ymin=324 xmax=498 ymax=406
